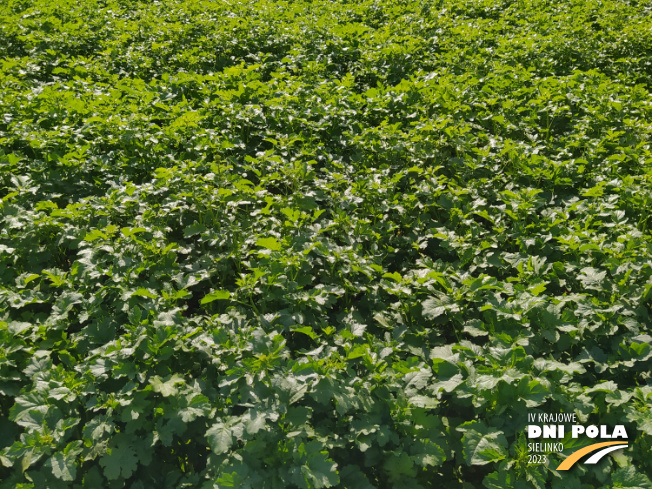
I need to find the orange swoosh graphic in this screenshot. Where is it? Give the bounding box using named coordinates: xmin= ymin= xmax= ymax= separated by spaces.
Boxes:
xmin=557 ymin=441 xmax=628 ymax=470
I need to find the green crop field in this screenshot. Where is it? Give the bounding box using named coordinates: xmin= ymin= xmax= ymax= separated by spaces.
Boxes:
xmin=1 ymin=0 xmax=651 ymax=487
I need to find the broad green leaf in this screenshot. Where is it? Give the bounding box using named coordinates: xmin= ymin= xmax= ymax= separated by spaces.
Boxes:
xmin=300 ymin=442 xmax=339 ymax=489
xmin=256 ymin=237 xmax=282 ymax=251
xmin=611 ymin=466 xmax=652 ymax=489
xmin=626 ymin=409 xmax=652 ymax=436
xmin=47 ymin=452 xmax=77 ymax=481
xmin=422 ymin=294 xmax=460 ymax=319
xmin=384 ymin=451 xmax=416 ymax=482
xmin=383 ymin=272 xmax=402 ymax=282
xmin=578 ymin=267 xmax=607 ymax=290
xmin=131 ymin=288 xmax=158 ymax=299
xmin=529 ymin=283 xmax=547 ymax=296
xmin=184 ymin=222 xmax=206 ymax=237
xmin=206 ymin=422 xmax=233 ymax=455
xmin=244 ymin=409 xmax=267 ymax=435
xmin=99 ymin=440 xmax=138 ymax=480
xmin=121 ymin=227 xmax=147 ymax=238
xmin=408 ymin=395 xmax=438 ymax=408
xmin=200 ymin=290 xmax=231 ymax=304
xmin=457 ymin=421 xmax=508 ymax=466
xmin=431 ymin=373 xmax=464 ymax=394
xmin=83 ymin=229 xmax=107 ymax=242
xmin=272 ymin=374 xmax=308 ymax=405
xmin=292 ymin=325 xmax=318 ymax=340
xmin=150 ymin=374 xmax=185 ymax=397
xmin=281 ymin=207 xmax=300 ymax=222
xmin=349 ymin=322 xmax=366 ymax=337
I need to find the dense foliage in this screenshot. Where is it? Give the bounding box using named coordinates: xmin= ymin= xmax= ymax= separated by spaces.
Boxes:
xmin=1 ymin=0 xmax=651 ymax=487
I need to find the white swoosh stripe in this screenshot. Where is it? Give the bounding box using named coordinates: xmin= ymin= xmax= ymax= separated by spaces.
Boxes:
xmin=584 ymin=444 xmax=628 ymax=464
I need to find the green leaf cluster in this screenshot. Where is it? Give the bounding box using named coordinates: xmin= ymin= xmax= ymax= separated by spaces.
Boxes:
xmin=1 ymin=0 xmax=651 ymax=487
